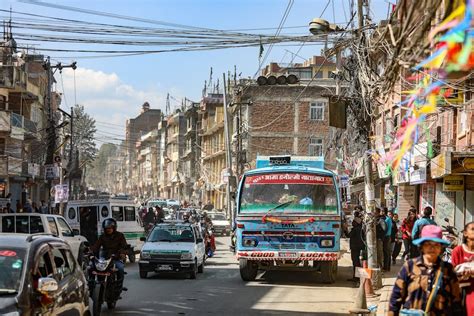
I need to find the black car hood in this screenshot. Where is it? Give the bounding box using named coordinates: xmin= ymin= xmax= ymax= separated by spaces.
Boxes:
xmin=0 ymin=296 xmax=19 ymax=313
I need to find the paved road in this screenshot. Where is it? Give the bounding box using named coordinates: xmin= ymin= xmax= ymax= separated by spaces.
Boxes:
xmin=102 ymin=237 xmax=358 ymax=316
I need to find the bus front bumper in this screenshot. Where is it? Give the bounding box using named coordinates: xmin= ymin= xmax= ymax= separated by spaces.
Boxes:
xmin=236 ymin=251 xmax=339 ymax=261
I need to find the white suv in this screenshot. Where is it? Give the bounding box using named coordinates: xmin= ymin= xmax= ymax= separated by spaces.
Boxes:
xmin=0 ymin=213 xmax=88 ymax=260
xmin=139 ymin=222 xmax=205 ymax=279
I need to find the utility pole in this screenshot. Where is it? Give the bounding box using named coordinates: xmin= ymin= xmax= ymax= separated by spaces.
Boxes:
xmin=222 ymin=73 xmax=233 ymax=220
xmin=45 ymin=56 xmax=55 ymax=213
xmin=356 ymin=0 xmax=381 ymax=289
xmin=44 ymin=59 xmax=77 ymax=213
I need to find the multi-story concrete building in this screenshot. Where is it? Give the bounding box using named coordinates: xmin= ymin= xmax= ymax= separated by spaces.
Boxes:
xmin=230 ymin=56 xmax=338 ymax=174
xmin=136 ymin=129 xmax=158 ymax=198
xmin=124 ymin=102 xmax=161 ymax=197
xmin=199 ymin=93 xmax=226 ymax=209
xmin=0 ymin=33 xmax=58 ymax=210
xmin=163 ymin=110 xmax=186 ymax=200
xmin=157 ymin=119 xmax=168 ymax=198
xmin=182 ymin=103 xmax=200 ymax=204
xmin=366 ymin=5 xmax=474 ymax=226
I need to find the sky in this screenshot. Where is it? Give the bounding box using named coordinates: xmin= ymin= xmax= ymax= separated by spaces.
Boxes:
xmin=2 ymin=0 xmax=390 ymax=143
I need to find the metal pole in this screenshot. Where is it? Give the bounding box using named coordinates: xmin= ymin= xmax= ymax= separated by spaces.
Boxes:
xmin=356 ymin=0 xmax=382 ymax=289
xmin=69 ymin=106 xmax=73 ymax=200
xmin=222 ymin=73 xmax=233 ymax=220
xmin=45 ymin=56 xmax=55 ymax=213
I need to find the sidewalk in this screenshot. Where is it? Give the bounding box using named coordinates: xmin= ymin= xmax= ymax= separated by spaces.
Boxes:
xmin=361 ymin=261 xmax=399 ymax=315
xmin=375 ymin=268 xmax=398 ymax=315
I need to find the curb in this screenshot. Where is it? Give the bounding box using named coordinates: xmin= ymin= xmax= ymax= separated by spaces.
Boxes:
xmin=375 ymin=275 xmax=396 ymax=316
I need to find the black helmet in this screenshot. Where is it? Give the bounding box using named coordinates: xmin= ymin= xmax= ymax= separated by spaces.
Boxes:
xmin=148 ymin=207 xmax=154 ymax=212
xmin=102 ymin=218 xmax=117 ymax=230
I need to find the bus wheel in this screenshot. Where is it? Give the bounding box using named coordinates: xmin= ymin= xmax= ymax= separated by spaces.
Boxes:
xmin=239 ymin=259 xmax=258 ymax=281
xmin=320 ymin=261 xmax=337 ymax=284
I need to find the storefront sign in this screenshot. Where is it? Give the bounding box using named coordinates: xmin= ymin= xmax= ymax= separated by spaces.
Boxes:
xmin=443 ymin=175 xmax=465 ymax=191
xmin=397 ymin=185 xmax=417 ymax=219
xmin=45 ymin=164 xmax=60 ymax=180
xmin=339 ymin=175 xmax=350 ymax=188
xmin=54 ymin=184 xmax=69 ymax=204
xmin=410 ymin=143 xmax=427 ymax=185
xmin=420 ymin=181 xmax=435 ymax=212
xmin=461 ymin=158 xmax=474 ymax=170
xmin=431 ymin=151 xmax=451 ymax=179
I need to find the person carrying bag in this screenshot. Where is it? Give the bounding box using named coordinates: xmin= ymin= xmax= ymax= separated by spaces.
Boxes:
xmin=388 ymin=225 xmax=462 ymax=316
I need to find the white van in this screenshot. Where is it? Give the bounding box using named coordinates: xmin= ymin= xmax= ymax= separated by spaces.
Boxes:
xmin=0 ymin=213 xmax=88 ymax=260
xmin=66 ymin=197 xmax=144 ymax=262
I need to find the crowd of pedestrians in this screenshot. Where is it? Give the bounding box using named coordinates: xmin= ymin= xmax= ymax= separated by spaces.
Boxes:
xmin=1 ymin=198 xmax=49 ymax=214
xmin=346 ymin=204 xmax=474 ymax=315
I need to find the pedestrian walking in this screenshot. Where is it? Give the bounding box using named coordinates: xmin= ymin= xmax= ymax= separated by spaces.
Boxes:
xmin=401 ymin=210 xmax=416 ymax=260
xmin=376 ymin=208 xmax=387 ymax=270
xmin=391 ymin=213 xmax=403 ymax=264
xmin=451 ymin=221 xmax=474 ymax=316
xmin=348 ymin=211 xmax=365 ymax=281
xmin=383 ymin=208 xmax=393 ymax=271
xmin=388 ymin=225 xmax=462 ymax=315
xmin=412 ymin=206 xmax=437 ymax=258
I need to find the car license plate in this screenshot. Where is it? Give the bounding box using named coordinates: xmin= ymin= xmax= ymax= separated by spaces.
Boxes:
xmin=157 ymin=265 xmax=172 ymax=271
xmin=279 ymin=252 xmax=298 ymax=258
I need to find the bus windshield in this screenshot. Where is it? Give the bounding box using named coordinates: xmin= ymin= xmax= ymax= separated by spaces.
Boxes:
xmin=239 ymin=172 xmax=338 ymax=215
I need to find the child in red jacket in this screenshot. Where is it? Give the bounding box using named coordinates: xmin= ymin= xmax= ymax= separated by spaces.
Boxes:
xmin=452 ymin=221 xmax=474 ymax=316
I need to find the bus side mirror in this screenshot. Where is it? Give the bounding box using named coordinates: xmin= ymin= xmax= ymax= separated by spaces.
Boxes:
xmin=72 ymin=229 xmax=80 ymax=236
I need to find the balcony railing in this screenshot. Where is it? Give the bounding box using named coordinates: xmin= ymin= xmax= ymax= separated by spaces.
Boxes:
xmin=10 ymin=112 xmax=38 ymax=135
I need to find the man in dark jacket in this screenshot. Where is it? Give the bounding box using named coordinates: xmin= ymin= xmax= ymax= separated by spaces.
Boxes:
xmin=376 ymin=208 xmax=387 ymax=270
xmin=349 ymin=211 xmax=365 ymax=281
xmin=91 ymin=218 xmax=128 ymax=287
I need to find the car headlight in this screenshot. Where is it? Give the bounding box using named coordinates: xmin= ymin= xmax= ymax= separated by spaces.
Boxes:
xmin=95 ymin=258 xmax=110 ymax=271
xmin=242 ymin=238 xmax=258 ymax=247
xmin=320 ymin=239 xmax=333 ymax=247
xmin=141 ymin=251 xmax=151 ymax=259
xmin=181 ymin=252 xmax=193 ymax=260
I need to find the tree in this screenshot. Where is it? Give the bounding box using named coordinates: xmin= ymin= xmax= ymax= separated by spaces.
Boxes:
xmin=65 ymin=104 xmax=97 ymax=172
xmin=86 ymin=143 xmax=117 ymax=189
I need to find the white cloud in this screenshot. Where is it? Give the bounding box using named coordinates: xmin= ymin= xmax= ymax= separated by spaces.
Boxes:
xmin=57 ymin=68 xmax=176 ymax=144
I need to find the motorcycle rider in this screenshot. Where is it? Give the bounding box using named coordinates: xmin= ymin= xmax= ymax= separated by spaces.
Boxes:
xmin=90 ymin=218 xmax=128 ymax=290
xmin=143 ymin=207 xmax=156 ymax=233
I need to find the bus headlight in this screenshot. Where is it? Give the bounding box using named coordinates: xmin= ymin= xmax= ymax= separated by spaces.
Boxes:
xmin=242 ymin=238 xmax=258 ymax=247
xmin=320 ymin=239 xmax=333 ymax=247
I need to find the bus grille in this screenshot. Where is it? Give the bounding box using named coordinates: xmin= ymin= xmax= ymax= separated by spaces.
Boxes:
xmin=269 ymin=243 xmax=305 ymax=250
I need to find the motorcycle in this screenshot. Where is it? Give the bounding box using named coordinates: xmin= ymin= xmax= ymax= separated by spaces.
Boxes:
xmin=87 ymin=251 xmax=125 ymax=316
xmin=442 ymin=218 xmax=460 ymax=263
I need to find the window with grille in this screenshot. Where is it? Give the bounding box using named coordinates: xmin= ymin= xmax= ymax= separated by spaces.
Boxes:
xmin=309 ymin=138 xmax=323 ymax=156
xmin=309 ymin=102 xmax=325 ymax=121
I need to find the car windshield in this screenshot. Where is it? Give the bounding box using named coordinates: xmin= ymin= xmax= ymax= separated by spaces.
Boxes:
xmin=0 ymin=248 xmax=26 ymax=293
xmin=148 ymin=226 xmax=194 ymax=242
xmin=210 ymin=214 xmax=226 ymax=221
xmin=239 ymin=172 xmax=338 ymax=215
